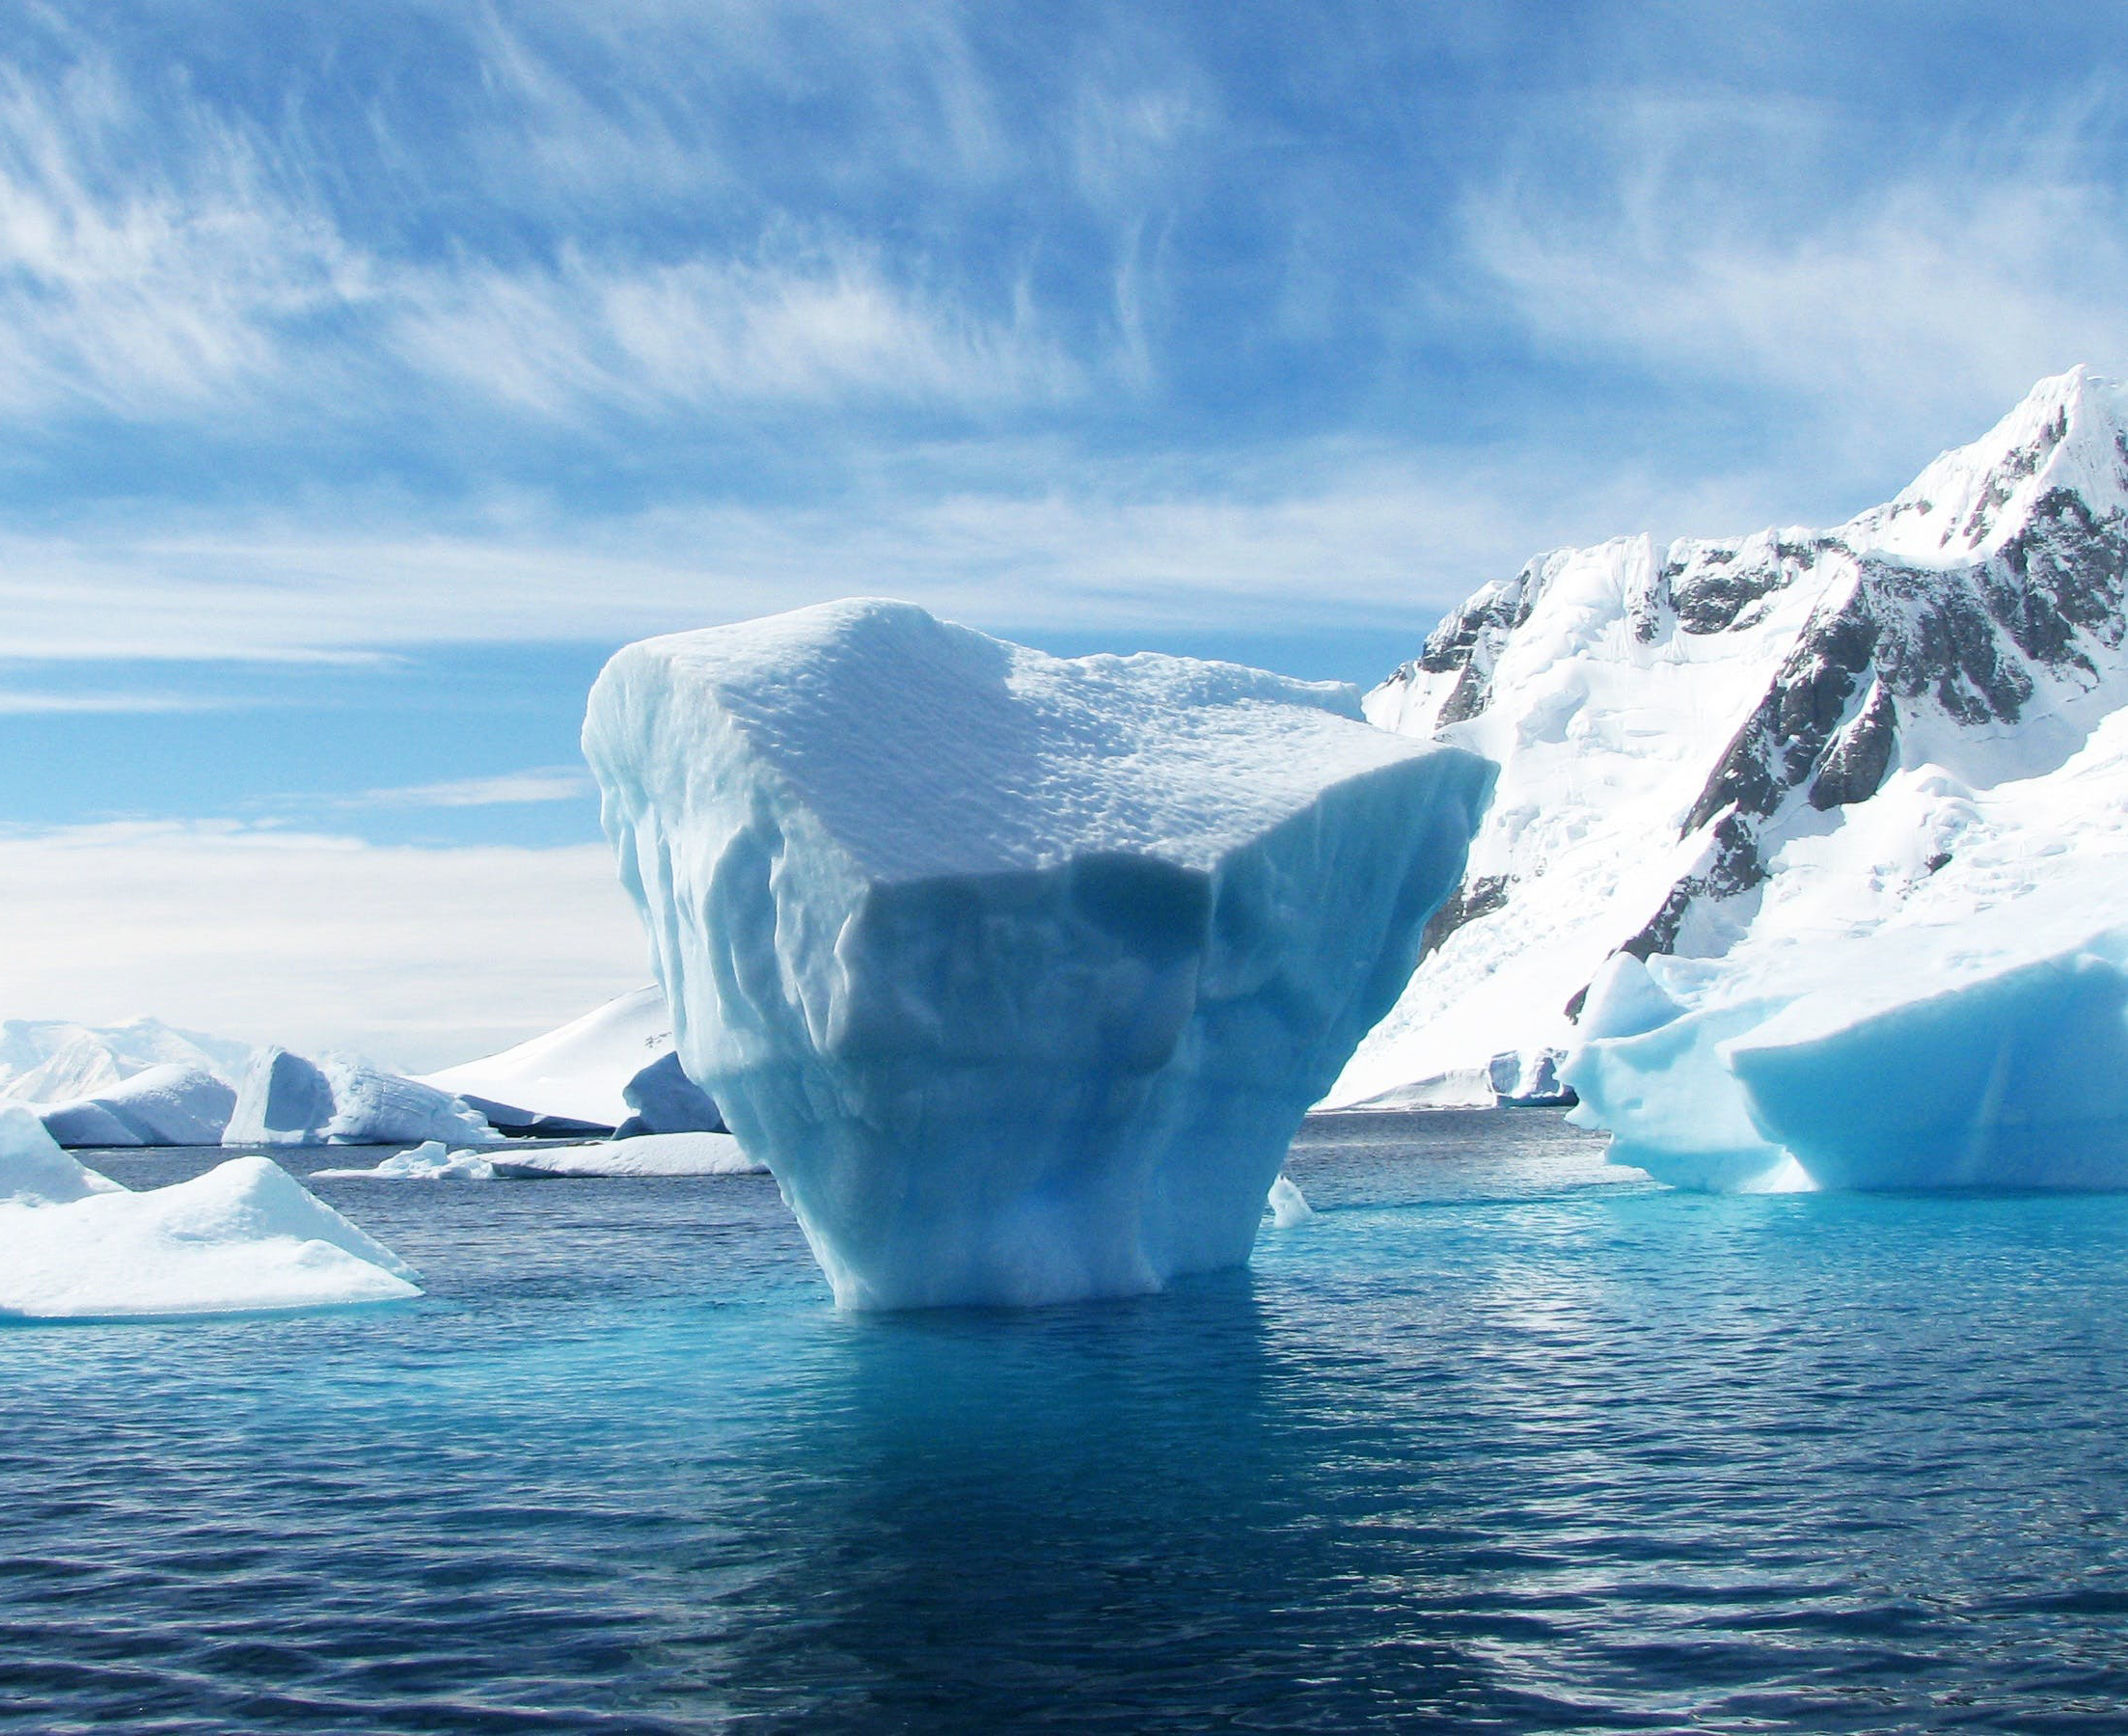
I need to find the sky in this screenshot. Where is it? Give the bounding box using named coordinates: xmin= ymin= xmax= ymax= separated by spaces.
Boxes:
xmin=4 ymin=0 xmax=2126 ymax=1067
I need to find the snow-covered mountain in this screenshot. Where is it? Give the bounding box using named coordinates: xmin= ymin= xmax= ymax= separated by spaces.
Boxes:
xmin=0 ymin=1017 xmax=254 ymax=1104
xmin=1330 ymin=366 xmax=2128 ymax=1107
xmin=421 ymin=985 xmax=671 ymax=1128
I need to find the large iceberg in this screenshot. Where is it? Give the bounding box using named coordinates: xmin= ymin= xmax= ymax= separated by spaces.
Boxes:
xmin=0 ymin=1105 xmax=420 ymax=1318
xmin=224 ymin=1048 xmax=499 ymax=1148
xmin=583 ymin=598 xmax=1490 ymax=1308
xmin=1566 ymin=857 xmax=2128 ymax=1191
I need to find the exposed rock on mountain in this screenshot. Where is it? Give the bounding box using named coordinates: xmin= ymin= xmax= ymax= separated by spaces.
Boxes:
xmin=1329 ymin=366 xmax=2128 ymax=1108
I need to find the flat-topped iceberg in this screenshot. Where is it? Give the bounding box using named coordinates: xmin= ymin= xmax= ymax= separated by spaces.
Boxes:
xmin=316 ymin=1131 xmax=763 ymax=1180
xmin=584 ymin=598 xmax=1491 ymax=1308
xmin=0 ymin=1105 xmax=420 ymax=1319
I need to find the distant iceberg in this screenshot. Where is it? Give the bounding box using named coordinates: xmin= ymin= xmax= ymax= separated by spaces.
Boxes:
xmin=584 ymin=598 xmax=1490 ymax=1308
xmin=318 ymin=1131 xmax=764 ymax=1180
xmin=0 ymin=1105 xmax=420 ymax=1319
xmin=225 ymin=1048 xmax=498 ymax=1148
xmin=35 ymin=1064 xmax=236 ymax=1148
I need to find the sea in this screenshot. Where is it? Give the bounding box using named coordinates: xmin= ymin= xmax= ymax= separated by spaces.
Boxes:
xmin=6 ymin=1110 xmax=2128 ymax=1733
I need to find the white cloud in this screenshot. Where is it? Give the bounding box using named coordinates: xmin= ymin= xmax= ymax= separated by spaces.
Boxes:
xmin=353 ymin=768 xmax=593 ymax=808
xmin=0 ymin=32 xmax=1087 ymax=428
xmin=390 ymin=242 xmax=1080 ymax=417
xmin=1460 ymin=93 xmax=2128 ymax=465
xmin=0 ymin=822 xmax=649 ymax=1071
xmin=0 ymin=439 xmax=1810 ymax=665
xmin=0 ymin=689 xmax=245 ymax=715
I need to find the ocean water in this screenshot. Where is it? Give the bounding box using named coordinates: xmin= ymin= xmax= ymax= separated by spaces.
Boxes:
xmin=7 ymin=1111 xmax=2128 ymax=1733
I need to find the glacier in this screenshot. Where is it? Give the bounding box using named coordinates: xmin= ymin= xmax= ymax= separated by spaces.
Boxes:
xmin=1334 ymin=366 xmax=2128 ymax=1122
xmin=0 ymin=1105 xmax=420 ymax=1319
xmin=225 ymin=1047 xmax=499 ymax=1148
xmin=584 ymin=598 xmax=1490 ymax=1308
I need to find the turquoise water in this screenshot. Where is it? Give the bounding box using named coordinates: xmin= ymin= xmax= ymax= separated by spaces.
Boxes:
xmin=7 ymin=1111 xmax=2128 ymax=1732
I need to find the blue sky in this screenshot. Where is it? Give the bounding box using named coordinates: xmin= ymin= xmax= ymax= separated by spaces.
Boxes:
xmin=5 ymin=0 xmax=2125 ymax=1065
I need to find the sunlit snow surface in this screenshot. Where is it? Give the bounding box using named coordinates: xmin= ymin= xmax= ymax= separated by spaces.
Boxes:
xmin=0 ymin=1107 xmax=417 ymax=1318
xmin=1566 ymin=711 xmax=2128 ymax=1189
xmin=584 ymin=599 xmax=1490 ymax=1307
xmin=11 ymin=1116 xmax=2128 ymax=1733
xmin=1337 ymin=367 xmax=2128 ymax=1107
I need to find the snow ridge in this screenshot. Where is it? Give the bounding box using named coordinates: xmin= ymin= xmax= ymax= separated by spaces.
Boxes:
xmin=1334 ymin=367 xmax=2128 ymax=1107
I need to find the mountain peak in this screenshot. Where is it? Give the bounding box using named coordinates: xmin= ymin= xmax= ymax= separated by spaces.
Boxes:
xmin=1849 ymin=366 xmax=2128 ymax=563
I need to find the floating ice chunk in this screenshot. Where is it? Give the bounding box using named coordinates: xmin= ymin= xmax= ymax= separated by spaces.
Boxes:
xmin=0 ymin=1104 xmax=124 ymax=1206
xmin=1728 ymin=941 xmax=2128 ymax=1189
xmin=225 ymin=1048 xmax=498 ymax=1148
xmin=1565 ymin=886 xmax=2128 ymax=1191
xmin=612 ymin=1051 xmax=724 ymax=1140
xmin=314 ymin=1140 xmax=500 ymax=1180
xmin=583 ymin=598 xmax=1490 ymax=1308
xmin=490 ymin=1132 xmax=763 ymax=1178
xmin=1266 ymin=1175 xmax=1313 ymax=1227
xmin=37 ymin=1064 xmax=235 ymax=1148
xmin=0 ymin=1113 xmax=419 ymax=1319
xmin=318 ymin=1131 xmax=763 ymax=1179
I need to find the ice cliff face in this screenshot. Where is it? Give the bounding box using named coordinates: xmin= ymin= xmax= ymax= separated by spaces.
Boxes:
xmin=585 ymin=599 xmax=1490 ymax=1308
xmin=1334 ymin=366 xmax=2128 ymax=1107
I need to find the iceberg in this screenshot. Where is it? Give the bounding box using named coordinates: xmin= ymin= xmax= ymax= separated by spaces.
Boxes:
xmin=0 ymin=1105 xmax=420 ymax=1319
xmin=314 ymin=1139 xmax=501 ymax=1180
xmin=492 ymin=1132 xmax=761 ymax=1178
xmin=613 ymin=1051 xmax=725 ymax=1140
xmin=583 ymin=598 xmax=1490 ymax=1308
xmin=1565 ymin=874 xmax=2128 ymax=1191
xmin=225 ymin=1048 xmax=499 ymax=1148
xmin=36 ymin=1064 xmax=236 ymax=1148
xmin=318 ymin=1131 xmax=764 ymax=1179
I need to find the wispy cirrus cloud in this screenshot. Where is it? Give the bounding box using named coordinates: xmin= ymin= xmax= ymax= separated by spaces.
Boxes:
xmin=350 ymin=768 xmax=593 ymax=808
xmin=0 ymin=18 xmax=1096 ymax=433
xmin=1460 ymin=90 xmax=2128 ymax=465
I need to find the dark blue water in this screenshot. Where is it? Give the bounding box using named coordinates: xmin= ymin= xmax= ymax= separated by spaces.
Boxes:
xmin=7 ymin=1111 xmax=2128 ymax=1733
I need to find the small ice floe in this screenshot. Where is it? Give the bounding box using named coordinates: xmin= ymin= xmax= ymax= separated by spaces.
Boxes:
xmin=1266 ymin=1174 xmax=1314 ymax=1228
xmin=314 ymin=1140 xmax=498 ymax=1181
xmin=0 ymin=1105 xmax=419 ymax=1320
xmin=319 ymin=1131 xmax=764 ymax=1180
